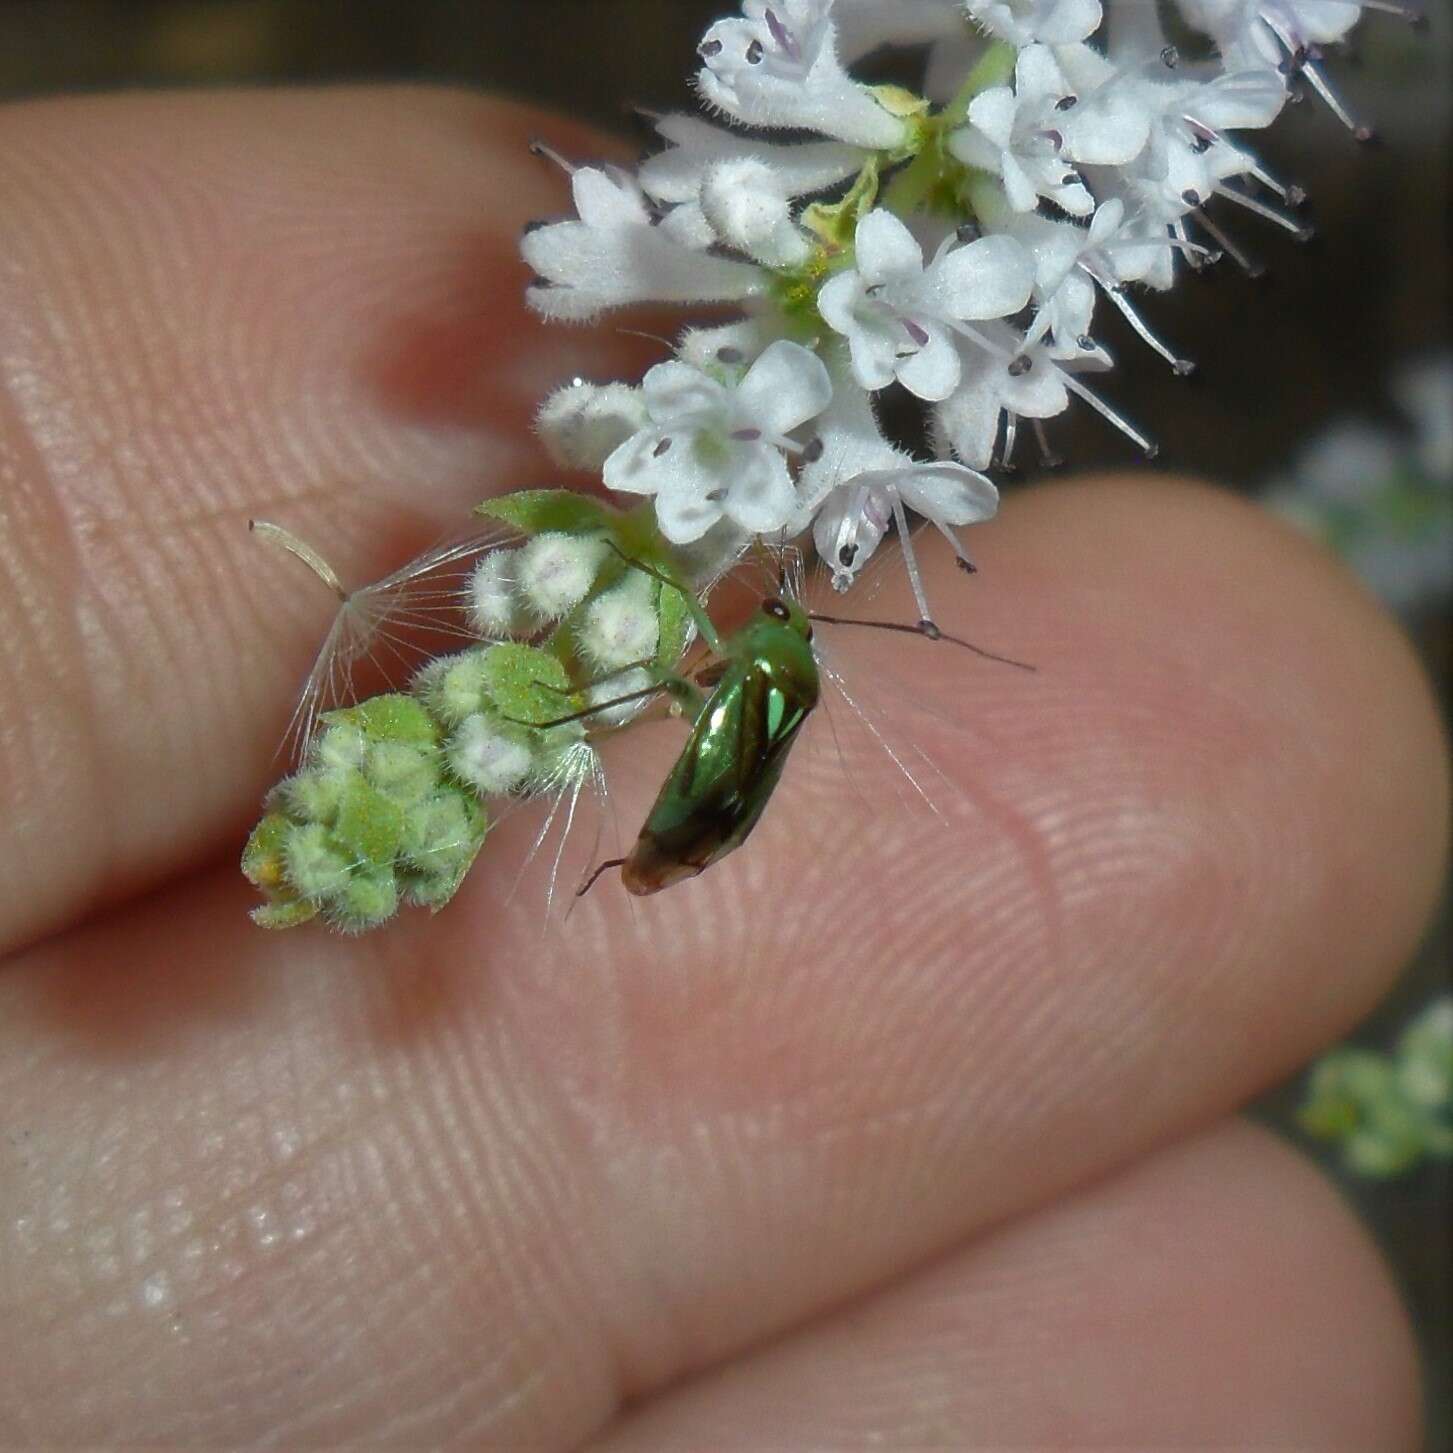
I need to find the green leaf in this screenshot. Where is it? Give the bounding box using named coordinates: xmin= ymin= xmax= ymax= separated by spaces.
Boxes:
xmin=476 ymin=489 xmax=620 ymax=539
xmin=367 ymin=741 xmax=441 ymax=805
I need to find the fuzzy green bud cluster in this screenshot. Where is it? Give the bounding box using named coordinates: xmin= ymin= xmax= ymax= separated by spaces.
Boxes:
xmin=244 ymin=490 xmax=709 ymax=932
xmin=243 ymin=694 xmax=488 ymax=932
xmin=1298 ymin=997 xmax=1453 ymax=1177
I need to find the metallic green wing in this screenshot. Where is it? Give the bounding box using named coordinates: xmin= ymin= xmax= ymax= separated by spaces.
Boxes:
xmin=622 ymin=657 xmax=813 ymax=892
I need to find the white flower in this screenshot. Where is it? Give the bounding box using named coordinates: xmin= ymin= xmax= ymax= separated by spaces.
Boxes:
xmin=1175 ymin=0 xmax=1361 ymax=73
xmin=1053 ymin=46 xmax=1286 ymax=173
xmin=1009 ymin=214 xmax=1104 ymax=361
xmin=935 ymin=323 xmax=1156 ymax=467
xmin=603 ymin=339 xmax=833 ymax=543
xmin=639 ymin=113 xmax=865 ymax=205
xmin=794 ymin=374 xmax=998 ymax=590
xmin=817 ymin=209 xmax=1034 ymax=401
xmin=963 ymin=0 xmax=1103 ymax=48
xmin=535 ymin=380 xmax=648 ymax=471
xmin=1152 ymin=69 xmax=1289 ymax=199
xmin=1051 ymin=43 xmax=1157 ymax=167
xmin=934 ymin=325 xmax=1072 ymax=468
xmin=814 ymin=465 xmax=999 ymax=588
xmin=1007 ymin=201 xmax=1190 ymax=371
xmin=523 ymin=165 xmax=766 ymax=322
xmin=1063 ymin=62 xmax=1292 ymax=290
xmin=696 ymin=1 xmax=909 ymax=149
xmin=698 ymin=156 xmax=812 ymax=267
xmin=1177 ymin=0 xmax=1375 ymax=132
xmin=950 ymin=46 xmax=1096 ymax=216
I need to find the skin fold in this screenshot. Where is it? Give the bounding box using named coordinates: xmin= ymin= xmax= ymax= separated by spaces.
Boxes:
xmin=0 ymin=89 xmax=1446 ymax=1448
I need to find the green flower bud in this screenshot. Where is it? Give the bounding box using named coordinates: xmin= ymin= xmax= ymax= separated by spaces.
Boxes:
xmin=1396 ymin=998 xmax=1453 ymax=1110
xmin=344 ymin=693 xmax=438 ymax=746
xmin=448 ymin=712 xmax=537 ymax=796
xmin=366 ymin=740 xmax=438 ymax=805
xmin=282 ymin=821 xmax=355 ymax=900
xmin=330 ymin=867 xmax=400 ymax=933
xmin=277 ymin=766 xmax=357 ymax=824
xmin=516 ymin=531 xmax=609 ymax=620
xmin=315 ymin=720 xmax=368 ymax=773
xmin=400 ymin=789 xmax=487 ymax=878
xmin=332 ymin=776 xmax=405 ymax=867
xmin=416 ymin=649 xmax=493 ymax=728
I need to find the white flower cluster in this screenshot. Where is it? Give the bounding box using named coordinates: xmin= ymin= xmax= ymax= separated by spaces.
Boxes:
xmin=523 ymin=0 xmax=1410 ymax=613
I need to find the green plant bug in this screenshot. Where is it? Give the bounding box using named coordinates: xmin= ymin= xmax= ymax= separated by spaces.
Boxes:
xmin=521 ymin=549 xmax=1034 ymax=899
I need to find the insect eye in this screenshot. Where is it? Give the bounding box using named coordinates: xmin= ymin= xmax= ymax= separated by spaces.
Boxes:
xmin=762 ymin=598 xmax=789 ymax=622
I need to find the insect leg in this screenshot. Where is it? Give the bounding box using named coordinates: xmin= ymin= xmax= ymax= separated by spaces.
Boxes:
xmin=576 ymin=857 xmax=626 ymax=897
xmin=530 ymin=655 xmax=661 ymax=698
xmin=504 ymin=681 xmax=674 ymax=730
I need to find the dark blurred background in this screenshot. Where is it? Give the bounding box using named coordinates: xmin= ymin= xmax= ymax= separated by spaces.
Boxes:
xmin=2 ymin=0 xmax=1448 ymax=1440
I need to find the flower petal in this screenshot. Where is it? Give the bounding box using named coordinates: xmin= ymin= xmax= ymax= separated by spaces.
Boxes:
xmin=935 ymin=373 xmax=1002 ymax=470
xmin=1014 ymin=44 xmax=1069 ymax=104
xmin=934 ymin=234 xmax=1035 ymax=320
xmin=603 ymin=426 xmax=717 ymax=498
xmin=723 ymin=448 xmax=799 ymax=533
xmin=895 ymin=463 xmax=1000 ymax=525
xmin=846 ymin=322 xmax=898 ymax=392
xmin=1000 ymin=151 xmax=1041 ymax=214
xmin=640 ymin=360 xmax=727 ymax=424
xmin=894 ymin=324 xmax=962 ymax=402
xmin=817 ymin=270 xmax=866 ymax=336
xmin=1036 ymin=0 xmax=1103 ymax=45
xmin=1062 ymin=87 xmax=1152 ymax=166
xmin=854 ymin=208 xmax=925 ymax=285
xmin=655 ymin=487 xmax=726 ymax=544
xmin=735 ymin=339 xmax=834 ymax=436
xmin=966 ymin=87 xmax=1017 ymax=150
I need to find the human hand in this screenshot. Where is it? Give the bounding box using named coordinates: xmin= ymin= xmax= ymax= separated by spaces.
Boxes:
xmin=0 ymin=89 xmax=1445 ymax=1448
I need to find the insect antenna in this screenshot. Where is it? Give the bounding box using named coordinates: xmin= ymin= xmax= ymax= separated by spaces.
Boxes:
xmin=808 ymin=612 xmax=1036 ymax=672
xmin=575 ymin=857 xmax=626 ymax=899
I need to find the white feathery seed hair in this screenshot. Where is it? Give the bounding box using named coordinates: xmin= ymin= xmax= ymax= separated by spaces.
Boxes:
xmin=249 ymin=519 xmax=515 ymax=764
